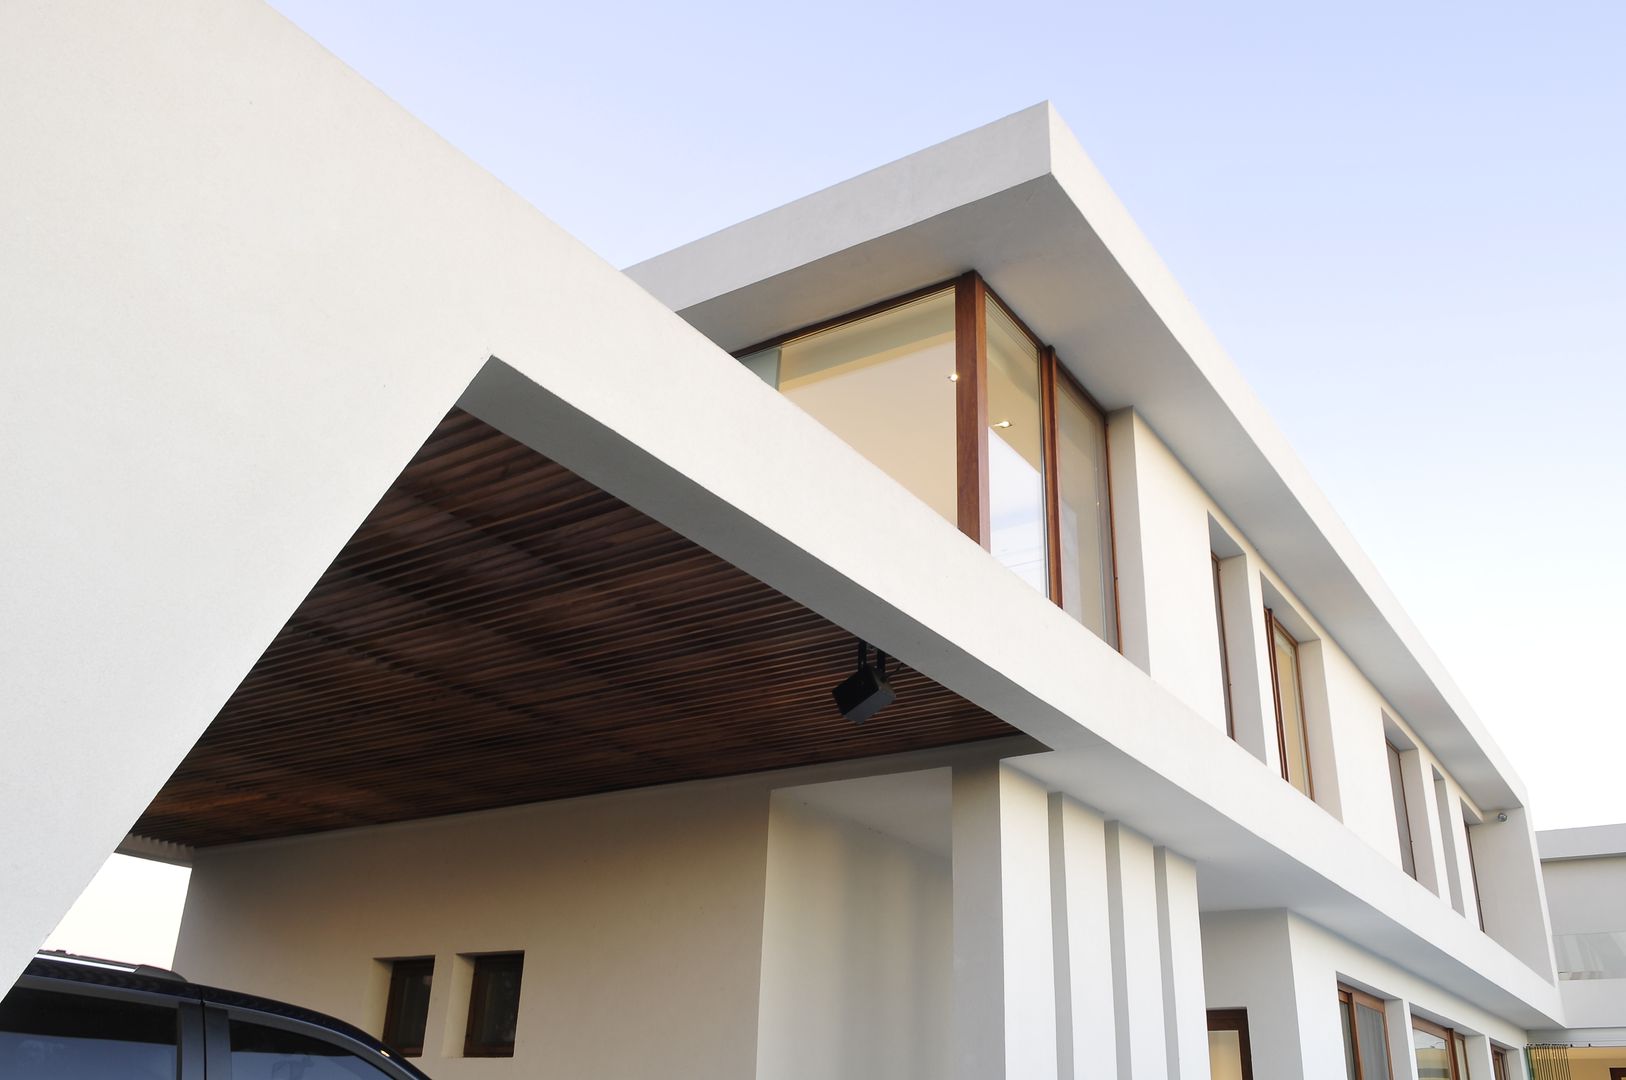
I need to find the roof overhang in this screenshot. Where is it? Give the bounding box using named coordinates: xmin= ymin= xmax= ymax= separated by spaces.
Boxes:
xmin=628 ymin=102 xmax=1525 ymax=813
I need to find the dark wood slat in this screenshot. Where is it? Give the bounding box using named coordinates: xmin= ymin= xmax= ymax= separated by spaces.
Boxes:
xmin=135 ymin=409 xmax=1013 ymax=846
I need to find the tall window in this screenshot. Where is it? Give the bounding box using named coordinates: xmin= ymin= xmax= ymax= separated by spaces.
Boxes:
xmin=464 ymin=953 xmax=524 ymax=1058
xmin=1492 ymin=1047 xmax=1511 ymax=1080
xmin=1212 ymin=555 xmax=1235 ymax=737
xmin=1466 ymin=820 xmax=1487 ymax=931
xmin=1053 ymin=368 xmax=1116 ymax=642
xmin=1411 ymin=1016 xmax=1465 ymax=1080
xmin=737 ymin=273 xmax=1118 ymax=646
xmin=1386 ymin=740 xmax=1417 ymax=879
xmin=381 ymin=957 xmax=434 ymax=1057
xmin=1338 ymin=986 xmax=1394 ymax=1080
xmin=986 ymin=296 xmax=1047 ymax=592
xmin=1266 ymin=609 xmax=1313 ymax=796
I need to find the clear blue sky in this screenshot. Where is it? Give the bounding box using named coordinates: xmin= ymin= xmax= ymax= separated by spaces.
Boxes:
xmin=270 ymin=0 xmax=1624 ymax=829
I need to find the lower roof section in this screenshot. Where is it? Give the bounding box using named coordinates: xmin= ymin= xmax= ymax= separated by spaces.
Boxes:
xmin=136 ymin=410 xmax=1011 ymax=846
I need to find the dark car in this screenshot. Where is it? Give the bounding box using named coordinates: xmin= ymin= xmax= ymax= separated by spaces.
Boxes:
xmin=1 ymin=952 xmax=431 ymax=1080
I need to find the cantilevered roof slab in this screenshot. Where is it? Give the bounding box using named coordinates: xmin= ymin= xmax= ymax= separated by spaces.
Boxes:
xmin=628 ymin=103 xmax=1525 ymax=815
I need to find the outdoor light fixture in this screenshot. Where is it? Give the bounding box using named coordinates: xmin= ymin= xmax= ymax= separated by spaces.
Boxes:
xmin=833 ymin=639 xmax=895 ymax=725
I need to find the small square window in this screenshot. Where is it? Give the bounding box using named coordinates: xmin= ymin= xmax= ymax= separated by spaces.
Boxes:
xmin=464 ymin=953 xmax=524 ymax=1058
xmin=380 ymin=957 xmax=433 ymax=1057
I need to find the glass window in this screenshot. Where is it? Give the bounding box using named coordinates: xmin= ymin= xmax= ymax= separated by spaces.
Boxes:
xmin=1212 ymin=555 xmax=1235 ymax=736
xmin=380 ymin=957 xmax=433 ymax=1057
xmin=1055 ymin=375 xmax=1116 ymax=643
xmin=757 ymin=288 xmax=958 ymax=523
xmin=230 ymin=1019 xmax=390 ymax=1080
xmin=985 ymin=299 xmax=1046 ymax=594
xmin=1268 ymin=613 xmax=1312 ymax=796
xmin=0 ymin=986 xmax=177 ymax=1080
xmin=1386 ymin=741 xmax=1417 ymax=878
xmin=1339 ymin=987 xmax=1393 ymax=1080
xmin=1412 ymin=1021 xmax=1454 ymax=1080
xmin=1492 ymin=1047 xmax=1511 ymax=1080
xmin=464 ymin=953 xmax=523 ymax=1058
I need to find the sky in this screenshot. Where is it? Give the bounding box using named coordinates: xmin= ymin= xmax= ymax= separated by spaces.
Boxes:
xmin=46 ymin=0 xmax=1626 ymax=959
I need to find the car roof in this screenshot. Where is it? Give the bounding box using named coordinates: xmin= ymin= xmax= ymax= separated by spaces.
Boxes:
xmin=21 ymin=951 xmax=426 ymax=1076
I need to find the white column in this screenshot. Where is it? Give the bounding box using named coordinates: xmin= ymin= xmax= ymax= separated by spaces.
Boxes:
xmin=1435 ymin=779 xmax=1468 ymax=915
xmin=953 ymin=763 xmax=1059 ymax=1080
xmin=1216 ymin=553 xmax=1275 ymax=769
xmin=1155 ymin=848 xmax=1209 ymax=1080
xmin=1464 ymin=1033 xmax=1496 ymax=1080
xmin=1049 ymin=795 xmax=1117 ymax=1080
xmin=1399 ymin=749 xmax=1444 ymax=897
xmin=1105 ymin=821 xmax=1167 ymax=1080
xmin=1385 ymin=997 xmax=1421 ymax=1080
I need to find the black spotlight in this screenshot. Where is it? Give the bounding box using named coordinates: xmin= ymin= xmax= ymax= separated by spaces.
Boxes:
xmin=832 ymin=639 xmax=895 ymax=725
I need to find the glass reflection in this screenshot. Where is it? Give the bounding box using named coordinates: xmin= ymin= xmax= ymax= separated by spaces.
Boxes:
xmin=985 ymin=300 xmax=1046 ymax=593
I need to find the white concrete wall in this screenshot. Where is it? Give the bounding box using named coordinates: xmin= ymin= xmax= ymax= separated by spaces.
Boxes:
xmin=1202 ymin=910 xmax=1535 ymax=1080
xmin=1544 ymin=855 xmax=1626 ymax=937
xmin=1107 ymin=413 xmax=1547 ymax=962
xmin=755 ymin=793 xmax=952 ymax=1080
xmin=175 ymin=780 xmax=771 ymax=1080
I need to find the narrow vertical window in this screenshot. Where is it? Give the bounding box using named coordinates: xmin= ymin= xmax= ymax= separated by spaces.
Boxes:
xmin=1492 ymin=1048 xmax=1511 ymax=1080
xmin=464 ymin=953 xmax=524 ymax=1058
xmin=1338 ymin=986 xmax=1394 ymax=1080
xmin=1212 ymin=555 xmax=1235 ymax=737
xmin=1265 ymin=609 xmax=1313 ymax=796
xmin=984 ymin=297 xmax=1046 ymax=594
xmin=1386 ymin=741 xmax=1417 ymax=879
xmin=1054 ymin=372 xmax=1117 ymax=645
xmin=381 ymin=957 xmax=434 ymax=1057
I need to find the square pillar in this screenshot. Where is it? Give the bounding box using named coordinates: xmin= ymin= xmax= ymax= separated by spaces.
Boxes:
xmin=952 ymin=763 xmax=1059 ymax=1080
xmin=1155 ymin=848 xmax=1209 ymax=1080
xmin=1049 ymin=795 xmax=1117 ymax=1080
xmin=1106 ymin=822 xmax=1167 ymax=1080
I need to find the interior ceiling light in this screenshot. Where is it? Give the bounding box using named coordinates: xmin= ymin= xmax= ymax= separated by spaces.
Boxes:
xmin=947 ymin=372 xmax=960 ymax=381
xmin=832 ymin=639 xmax=895 ymax=725
xmin=993 ymin=419 xmax=1012 ymax=428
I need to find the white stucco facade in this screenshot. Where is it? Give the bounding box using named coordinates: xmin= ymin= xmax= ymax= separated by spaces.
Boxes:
xmin=0 ymin=2 xmax=1581 ymax=1077
xmin=1533 ymin=825 xmax=1626 ymax=1063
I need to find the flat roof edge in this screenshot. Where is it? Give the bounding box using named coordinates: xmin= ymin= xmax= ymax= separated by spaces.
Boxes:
xmin=1538 ymin=823 xmax=1626 ymax=861
xmin=625 ymin=102 xmax=1058 ymax=307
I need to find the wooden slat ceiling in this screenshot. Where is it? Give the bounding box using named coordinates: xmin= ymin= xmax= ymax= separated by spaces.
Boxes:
xmin=136 ymin=408 xmax=1013 ymax=846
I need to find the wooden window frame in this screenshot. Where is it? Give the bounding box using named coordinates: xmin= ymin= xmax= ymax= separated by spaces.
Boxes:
xmin=463 ymin=952 xmax=524 ymax=1059
xmin=1386 ymin=739 xmax=1418 ymax=879
xmin=732 ymin=271 xmax=1121 ymax=649
xmin=1207 ymin=1008 xmax=1254 ymax=1080
xmin=380 ymin=956 xmax=434 ymax=1057
xmin=1264 ymin=607 xmax=1315 ymax=798
xmin=1213 ymin=554 xmax=1235 ymax=738
xmin=1339 ymin=985 xmax=1394 ymax=1080
xmin=1411 ymin=1014 xmax=1465 ymax=1080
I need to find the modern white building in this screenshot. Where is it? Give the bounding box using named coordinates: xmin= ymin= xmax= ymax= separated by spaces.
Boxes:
xmin=0 ymin=3 xmax=1584 ymax=1078
xmin=1530 ymin=826 xmax=1626 ymax=1076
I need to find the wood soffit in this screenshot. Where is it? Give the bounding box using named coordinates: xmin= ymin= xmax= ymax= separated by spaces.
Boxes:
xmin=136 ymin=408 xmax=1012 ymax=846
